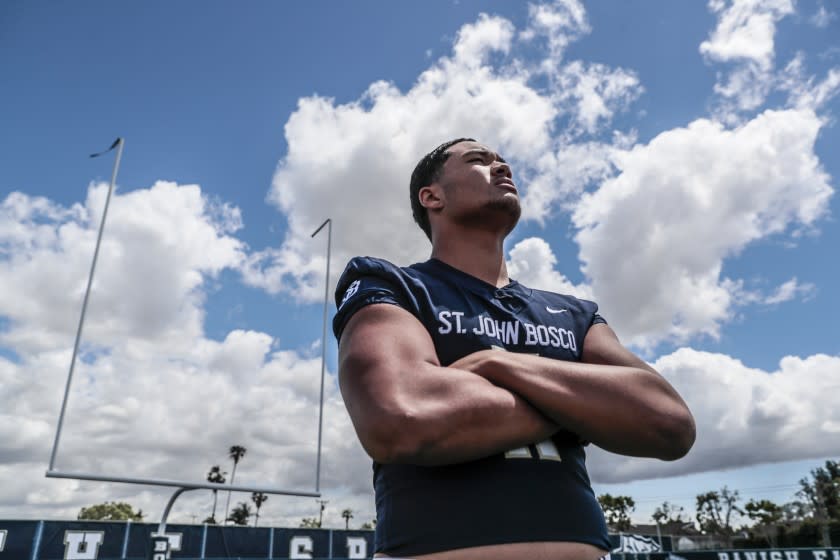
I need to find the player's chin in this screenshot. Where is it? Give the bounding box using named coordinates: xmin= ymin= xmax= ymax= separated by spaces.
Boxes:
xmin=485 ymin=197 xmax=522 ymax=222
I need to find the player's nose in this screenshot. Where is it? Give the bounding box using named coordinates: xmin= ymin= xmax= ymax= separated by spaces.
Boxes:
xmin=492 ymin=161 xmax=512 ymax=179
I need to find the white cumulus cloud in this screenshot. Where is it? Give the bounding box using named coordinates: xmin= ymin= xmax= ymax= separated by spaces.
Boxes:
xmin=520 ymin=0 xmax=590 ymax=68
xmin=0 ymin=183 xmax=245 ymax=355
xmin=572 ymin=109 xmax=832 ymax=348
xmin=701 ymin=0 xmax=796 ymax=116
xmin=701 ymin=0 xmax=794 ymax=70
xmin=762 ymin=277 xmax=816 ymax=305
xmin=588 ymin=349 xmax=840 ymax=483
xmin=507 ymin=237 xmax=592 ymax=300
xmin=810 ymin=4 xmax=836 ymax=28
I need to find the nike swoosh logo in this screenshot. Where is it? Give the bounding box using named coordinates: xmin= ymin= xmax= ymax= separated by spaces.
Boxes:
xmin=546 ymin=307 xmax=567 ymax=314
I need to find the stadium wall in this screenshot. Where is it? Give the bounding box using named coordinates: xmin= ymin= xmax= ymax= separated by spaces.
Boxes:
xmin=1 ymin=519 xmax=837 ymax=559
xmin=0 ymin=520 xmax=372 ymax=559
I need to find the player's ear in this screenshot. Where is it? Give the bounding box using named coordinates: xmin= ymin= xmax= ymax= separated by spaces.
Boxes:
xmin=419 ymin=184 xmax=444 ymax=211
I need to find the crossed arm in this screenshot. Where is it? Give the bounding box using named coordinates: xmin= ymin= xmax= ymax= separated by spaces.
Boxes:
xmin=337 ymin=303 xmax=695 ymax=466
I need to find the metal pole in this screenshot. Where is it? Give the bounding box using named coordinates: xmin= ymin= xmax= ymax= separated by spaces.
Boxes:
xmin=158 ymin=487 xmax=195 ymax=535
xmin=317 ymin=499 xmax=328 ymax=528
xmin=121 ymin=519 xmax=131 ymax=559
xmin=48 ymin=137 xmax=124 ymax=471
xmin=149 ymin=487 xmax=194 ymax=560
xmin=30 ymin=520 xmax=44 ymax=560
xmin=45 ymin=469 xmax=320 ymax=496
xmin=310 ymin=218 xmax=331 ymax=492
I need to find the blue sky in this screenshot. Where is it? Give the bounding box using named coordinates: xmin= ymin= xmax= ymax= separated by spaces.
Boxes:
xmin=1 ymin=0 xmax=839 ymax=529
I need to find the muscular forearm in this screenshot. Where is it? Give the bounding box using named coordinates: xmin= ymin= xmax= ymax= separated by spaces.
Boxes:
xmin=406 ymin=363 xmax=559 ymax=465
xmin=344 ymin=360 xmax=557 ymax=466
xmin=470 ymin=351 xmax=695 ymax=460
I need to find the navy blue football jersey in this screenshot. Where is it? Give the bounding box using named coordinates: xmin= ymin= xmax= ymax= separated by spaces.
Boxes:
xmin=333 ymin=256 xmax=611 ymax=556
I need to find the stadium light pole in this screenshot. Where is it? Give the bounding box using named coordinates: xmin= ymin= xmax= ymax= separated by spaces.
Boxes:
xmin=311 ymin=218 xmax=331 ymax=493
xmin=48 ymin=138 xmax=124 ymax=473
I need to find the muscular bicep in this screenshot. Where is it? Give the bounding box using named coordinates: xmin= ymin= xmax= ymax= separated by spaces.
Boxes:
xmin=581 ymin=322 xmax=658 ymax=374
xmin=337 ymin=303 xmax=441 ymax=459
xmin=338 ymin=302 xmax=440 ymax=400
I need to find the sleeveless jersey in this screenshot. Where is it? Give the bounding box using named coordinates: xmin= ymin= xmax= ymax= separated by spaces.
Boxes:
xmin=332 ymin=256 xmax=611 ymax=557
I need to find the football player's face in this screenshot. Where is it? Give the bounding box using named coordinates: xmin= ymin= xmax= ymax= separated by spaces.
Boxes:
xmin=436 ymin=141 xmax=521 ymax=231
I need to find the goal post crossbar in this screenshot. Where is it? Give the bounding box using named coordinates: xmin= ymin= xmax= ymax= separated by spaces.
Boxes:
xmin=45 ymin=469 xmax=321 ymax=497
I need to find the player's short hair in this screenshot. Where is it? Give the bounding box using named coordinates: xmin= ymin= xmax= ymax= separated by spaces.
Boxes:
xmin=410 ymin=137 xmax=475 ymax=241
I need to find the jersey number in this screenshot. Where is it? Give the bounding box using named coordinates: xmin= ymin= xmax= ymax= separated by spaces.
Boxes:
xmin=487 ymin=346 xmax=563 ymax=462
xmin=505 ymin=439 xmax=562 ymax=461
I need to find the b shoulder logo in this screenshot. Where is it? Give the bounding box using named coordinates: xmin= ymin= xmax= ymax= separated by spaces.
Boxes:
xmin=339 ymin=280 xmax=361 ymax=309
xmin=0 ymin=529 xmax=6 ymax=551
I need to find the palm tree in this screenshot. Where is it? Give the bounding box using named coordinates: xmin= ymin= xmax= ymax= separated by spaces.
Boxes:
xmin=206 ymin=465 xmax=227 ymax=524
xmin=317 ymin=499 xmax=328 ymax=528
xmin=251 ymin=492 xmax=268 ymax=527
xmin=227 ymin=502 xmax=252 ymax=526
xmin=342 ymin=508 xmax=354 ymax=530
xmin=223 ymin=445 xmax=247 ymax=523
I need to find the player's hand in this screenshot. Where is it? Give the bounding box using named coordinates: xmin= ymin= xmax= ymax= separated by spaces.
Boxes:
xmin=450 ymin=349 xmax=529 ymax=388
xmin=448 ymin=349 xmax=500 ymax=377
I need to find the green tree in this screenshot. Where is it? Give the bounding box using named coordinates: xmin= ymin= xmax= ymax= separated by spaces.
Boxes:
xmin=342 ymin=508 xmax=354 ymax=530
xmin=652 ymin=501 xmax=688 ymax=535
xmin=361 ymin=519 xmax=377 ymax=530
xmin=796 ymin=459 xmax=840 ymax=547
xmin=299 ymin=517 xmax=321 ymax=528
xmin=696 ymin=486 xmax=742 ymax=546
xmin=223 ymin=445 xmax=247 ymax=523
xmin=653 ymin=501 xmax=686 ymax=525
xmin=227 ymin=501 xmax=252 ymax=526
xmin=205 ymin=465 xmax=227 ymax=524
xmin=598 ymin=494 xmax=636 ymax=531
xmin=781 ymin=500 xmax=808 ymax=523
xmin=251 ymin=492 xmax=268 ymax=527
xmin=78 ymin=501 xmax=144 ymax=521
xmin=744 ymin=499 xmax=783 ymax=547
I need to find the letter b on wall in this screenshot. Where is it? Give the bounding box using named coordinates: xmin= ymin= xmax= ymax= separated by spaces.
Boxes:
xmin=148 ymin=536 xmax=170 ymax=560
